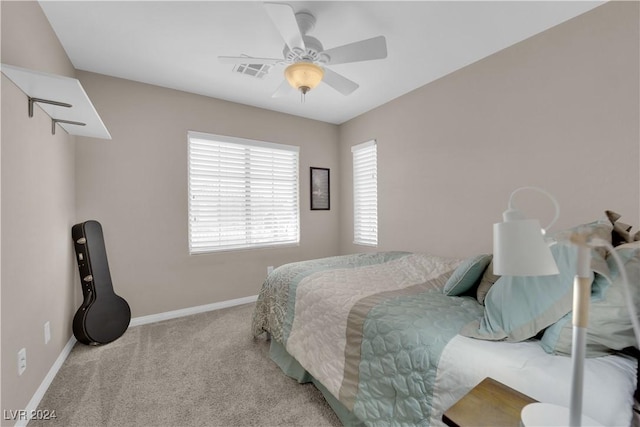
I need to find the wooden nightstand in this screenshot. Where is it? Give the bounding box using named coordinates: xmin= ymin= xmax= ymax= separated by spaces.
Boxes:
xmin=442 ymin=377 xmax=537 ymax=427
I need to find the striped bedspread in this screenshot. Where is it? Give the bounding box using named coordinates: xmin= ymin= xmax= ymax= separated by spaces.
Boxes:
xmin=251 ymin=252 xmax=485 ymax=425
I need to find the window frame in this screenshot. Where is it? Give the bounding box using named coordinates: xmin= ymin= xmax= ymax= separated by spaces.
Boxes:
xmin=187 ymin=131 xmax=300 ymax=254
xmin=352 ymin=139 xmax=378 ymax=247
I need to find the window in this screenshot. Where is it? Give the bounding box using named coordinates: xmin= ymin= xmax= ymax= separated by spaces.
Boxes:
xmin=352 ymin=140 xmax=378 ymax=246
xmin=188 ymin=131 xmax=299 ymax=254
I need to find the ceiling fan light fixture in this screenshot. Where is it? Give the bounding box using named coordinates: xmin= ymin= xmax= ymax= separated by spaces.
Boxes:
xmin=284 ymin=62 xmax=324 ymax=95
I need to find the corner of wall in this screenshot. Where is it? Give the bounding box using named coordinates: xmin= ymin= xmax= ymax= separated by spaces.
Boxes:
xmin=1 ymin=1 xmax=79 ymax=421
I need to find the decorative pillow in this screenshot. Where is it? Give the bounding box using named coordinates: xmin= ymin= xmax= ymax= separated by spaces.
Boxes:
xmin=476 ymin=260 xmax=500 ymax=305
xmin=462 ymin=220 xmax=613 ymax=342
xmin=541 ymin=242 xmax=640 ymax=356
xmin=606 ymin=210 xmax=639 ymax=246
xmin=443 ymin=254 xmax=492 ymax=296
xmin=547 ymin=219 xmax=612 ymax=278
xmin=461 ymin=242 xmax=582 ymax=342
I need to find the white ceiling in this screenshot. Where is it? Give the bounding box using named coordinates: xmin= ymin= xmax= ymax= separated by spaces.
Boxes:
xmin=38 ymin=1 xmax=604 ymax=125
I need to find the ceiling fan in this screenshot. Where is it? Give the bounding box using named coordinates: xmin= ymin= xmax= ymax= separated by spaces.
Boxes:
xmin=218 ymin=2 xmax=388 ymax=99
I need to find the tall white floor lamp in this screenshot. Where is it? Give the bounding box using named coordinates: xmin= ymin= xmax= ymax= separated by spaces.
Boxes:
xmin=493 ymin=186 xmax=640 ymax=427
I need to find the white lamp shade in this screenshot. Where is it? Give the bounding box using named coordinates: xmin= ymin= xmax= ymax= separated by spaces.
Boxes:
xmin=493 ymin=219 xmax=559 ymax=276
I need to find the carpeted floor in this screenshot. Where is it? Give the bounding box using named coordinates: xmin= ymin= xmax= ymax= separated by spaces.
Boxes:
xmin=30 ymin=303 xmax=341 ymax=427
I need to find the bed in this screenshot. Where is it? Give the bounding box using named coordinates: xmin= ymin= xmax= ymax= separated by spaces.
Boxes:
xmin=251 ymin=218 xmax=639 ymax=426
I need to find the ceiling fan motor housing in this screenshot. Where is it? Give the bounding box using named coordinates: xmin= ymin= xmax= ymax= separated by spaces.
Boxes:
xmin=283 ymin=36 xmax=328 ymax=64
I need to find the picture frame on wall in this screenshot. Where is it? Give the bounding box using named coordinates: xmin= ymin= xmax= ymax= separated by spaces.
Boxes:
xmin=310 ymin=167 xmax=330 ymax=210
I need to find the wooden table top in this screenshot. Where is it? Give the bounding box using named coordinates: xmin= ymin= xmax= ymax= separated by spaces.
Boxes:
xmin=442 ymin=377 xmax=538 ymax=427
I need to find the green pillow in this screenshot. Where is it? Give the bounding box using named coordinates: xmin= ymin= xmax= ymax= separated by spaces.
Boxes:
xmin=541 ymin=242 xmax=640 ymax=356
xmin=460 ymin=220 xmax=612 ymax=342
xmin=443 ymin=254 xmax=492 ymax=296
xmin=547 ymin=219 xmax=612 ymax=278
xmin=461 ymin=243 xmax=581 ymax=342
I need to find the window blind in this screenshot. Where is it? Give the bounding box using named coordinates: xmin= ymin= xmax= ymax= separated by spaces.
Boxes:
xmin=352 ymin=140 xmax=378 ymax=246
xmin=188 ymin=132 xmax=299 ymax=254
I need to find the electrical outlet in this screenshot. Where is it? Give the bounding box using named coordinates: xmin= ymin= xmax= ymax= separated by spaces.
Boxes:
xmin=17 ymin=348 xmax=26 ymax=376
xmin=44 ymin=321 xmax=51 ymax=344
xmin=267 ymin=266 xmax=274 ymax=275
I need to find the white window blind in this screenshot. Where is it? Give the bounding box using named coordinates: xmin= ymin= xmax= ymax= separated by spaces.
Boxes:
xmin=188 ymin=131 xmax=299 ymax=254
xmin=352 ymin=140 xmax=378 ymax=246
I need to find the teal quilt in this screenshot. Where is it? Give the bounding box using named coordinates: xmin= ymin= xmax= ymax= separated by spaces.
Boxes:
xmin=252 ymin=252 xmax=484 ymax=426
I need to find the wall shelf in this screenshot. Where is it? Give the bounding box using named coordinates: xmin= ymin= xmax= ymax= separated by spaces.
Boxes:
xmin=1 ymin=64 xmax=111 ymax=139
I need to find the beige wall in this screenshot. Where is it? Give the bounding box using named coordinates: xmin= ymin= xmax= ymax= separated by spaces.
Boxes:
xmin=1 ymin=1 xmax=77 ymax=421
xmin=339 ymin=1 xmax=639 ymax=257
xmin=74 ymin=72 xmax=340 ymax=317
xmin=3 ymin=0 xmax=639 ymax=420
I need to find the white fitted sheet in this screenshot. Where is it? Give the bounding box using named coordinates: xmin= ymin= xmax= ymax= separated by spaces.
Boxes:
xmin=430 ymin=335 xmax=637 ymax=426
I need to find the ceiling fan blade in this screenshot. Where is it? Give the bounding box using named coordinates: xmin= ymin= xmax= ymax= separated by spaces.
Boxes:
xmin=218 ymin=56 xmax=282 ymax=65
xmin=264 ymin=3 xmax=305 ymax=52
xmin=323 ymin=35 xmax=388 ymax=66
xmin=272 ymin=79 xmax=296 ymax=98
xmin=322 ymin=68 xmax=359 ymax=96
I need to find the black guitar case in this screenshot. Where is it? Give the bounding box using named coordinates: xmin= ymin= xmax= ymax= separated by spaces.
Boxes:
xmin=72 ymin=220 xmax=130 ymax=345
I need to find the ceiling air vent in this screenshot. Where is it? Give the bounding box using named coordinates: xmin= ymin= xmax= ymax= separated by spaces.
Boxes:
xmin=233 ymin=63 xmax=272 ymax=79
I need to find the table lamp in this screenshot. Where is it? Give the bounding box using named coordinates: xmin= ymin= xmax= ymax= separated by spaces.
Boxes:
xmin=493 ymin=186 xmax=640 ymax=427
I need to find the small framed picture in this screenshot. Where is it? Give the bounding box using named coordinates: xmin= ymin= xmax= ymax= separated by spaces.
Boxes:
xmin=310 ymin=167 xmax=330 ymax=210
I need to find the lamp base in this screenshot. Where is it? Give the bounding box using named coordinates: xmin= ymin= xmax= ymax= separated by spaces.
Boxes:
xmin=521 ymin=403 xmax=602 ymax=427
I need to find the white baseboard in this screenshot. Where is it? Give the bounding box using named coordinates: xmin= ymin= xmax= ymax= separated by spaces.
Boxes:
xmin=15 ymin=336 xmax=76 ymax=427
xmin=129 ymin=295 xmax=258 ymax=327
xmin=16 ymin=295 xmax=257 ymax=427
